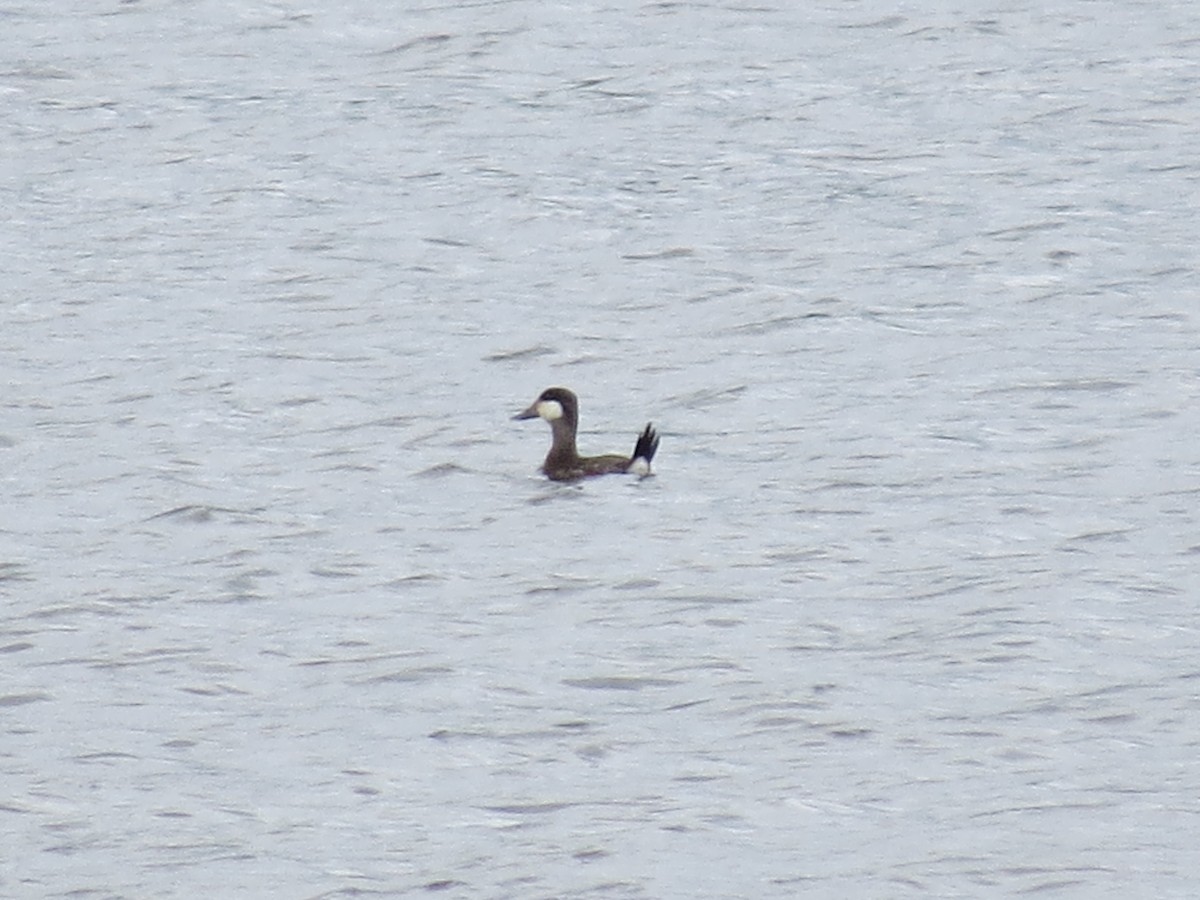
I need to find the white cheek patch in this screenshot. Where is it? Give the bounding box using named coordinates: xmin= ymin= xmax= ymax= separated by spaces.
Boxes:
xmin=537 ymin=399 xmax=563 ymax=421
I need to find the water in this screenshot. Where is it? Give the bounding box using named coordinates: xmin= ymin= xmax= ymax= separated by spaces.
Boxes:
xmin=4 ymin=1 xmax=1200 ymax=897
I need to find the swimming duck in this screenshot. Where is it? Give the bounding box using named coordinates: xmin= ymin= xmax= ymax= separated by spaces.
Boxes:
xmin=514 ymin=387 xmax=660 ymax=481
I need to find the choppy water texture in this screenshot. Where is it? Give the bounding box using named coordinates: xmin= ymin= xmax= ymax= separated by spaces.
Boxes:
xmin=4 ymin=1 xmax=1200 ymax=897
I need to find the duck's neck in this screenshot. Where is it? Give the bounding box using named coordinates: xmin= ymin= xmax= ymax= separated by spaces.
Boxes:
xmin=546 ymin=416 xmax=579 ymax=464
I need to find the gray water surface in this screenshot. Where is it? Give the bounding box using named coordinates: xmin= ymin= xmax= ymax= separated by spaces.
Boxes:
xmin=4 ymin=1 xmax=1200 ymax=897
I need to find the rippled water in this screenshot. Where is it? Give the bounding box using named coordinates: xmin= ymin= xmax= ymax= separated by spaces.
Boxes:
xmin=4 ymin=1 xmax=1200 ymax=897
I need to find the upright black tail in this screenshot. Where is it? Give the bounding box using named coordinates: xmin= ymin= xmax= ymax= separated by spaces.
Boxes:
xmin=632 ymin=423 xmax=660 ymax=467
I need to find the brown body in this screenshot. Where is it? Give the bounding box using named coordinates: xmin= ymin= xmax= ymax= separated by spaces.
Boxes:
xmin=514 ymin=387 xmax=660 ymax=482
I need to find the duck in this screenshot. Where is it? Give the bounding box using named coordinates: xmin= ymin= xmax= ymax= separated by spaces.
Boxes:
xmin=514 ymin=387 xmax=660 ymax=482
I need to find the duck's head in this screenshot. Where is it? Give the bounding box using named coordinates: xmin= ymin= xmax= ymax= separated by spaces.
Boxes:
xmin=514 ymin=387 xmax=578 ymax=424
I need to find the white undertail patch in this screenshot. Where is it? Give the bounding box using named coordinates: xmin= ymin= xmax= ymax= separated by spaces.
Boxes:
xmin=630 ymin=456 xmax=651 ymax=477
xmin=536 ymin=399 xmax=564 ymax=421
